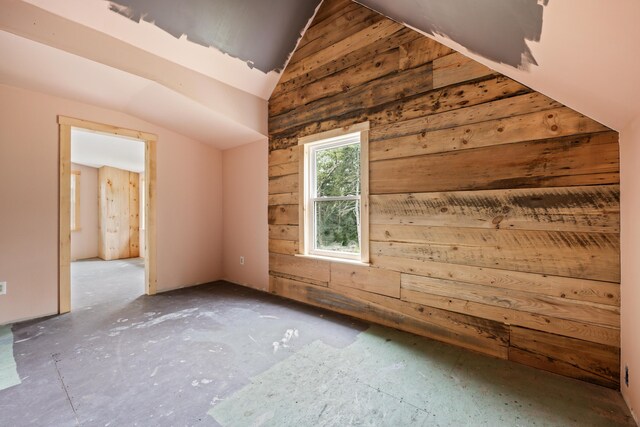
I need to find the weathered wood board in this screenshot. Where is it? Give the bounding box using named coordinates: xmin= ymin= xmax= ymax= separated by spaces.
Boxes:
xmin=267 ymin=0 xmax=621 ymax=388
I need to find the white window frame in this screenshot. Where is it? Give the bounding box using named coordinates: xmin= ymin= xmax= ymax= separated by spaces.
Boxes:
xmin=298 ymin=122 xmax=369 ymax=263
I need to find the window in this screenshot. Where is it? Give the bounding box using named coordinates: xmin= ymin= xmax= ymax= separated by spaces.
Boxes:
xmin=300 ymin=123 xmax=369 ymax=262
xmin=70 ymin=170 xmax=81 ymax=231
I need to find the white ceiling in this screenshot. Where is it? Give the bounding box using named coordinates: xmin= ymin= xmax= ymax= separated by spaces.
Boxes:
xmin=71 ymin=128 xmax=145 ymax=173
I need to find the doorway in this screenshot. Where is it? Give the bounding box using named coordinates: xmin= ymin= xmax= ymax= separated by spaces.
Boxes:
xmin=58 ymin=116 xmax=157 ymax=314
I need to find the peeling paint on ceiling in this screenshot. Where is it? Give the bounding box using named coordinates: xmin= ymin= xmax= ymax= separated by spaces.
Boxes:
xmin=106 ymin=0 xmax=321 ymax=74
xmin=357 ymin=0 xmax=548 ymax=69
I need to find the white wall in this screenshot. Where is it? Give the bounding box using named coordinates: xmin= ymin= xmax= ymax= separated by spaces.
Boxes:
xmin=222 ymin=140 xmax=269 ymax=291
xmin=621 ymin=115 xmax=640 ymax=424
xmin=70 ymin=163 xmax=98 ymax=261
xmin=0 ymin=83 xmax=223 ymax=324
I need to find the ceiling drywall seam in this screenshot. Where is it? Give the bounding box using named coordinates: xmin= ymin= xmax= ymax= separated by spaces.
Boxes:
xmin=1 ymin=0 xmax=268 ymax=136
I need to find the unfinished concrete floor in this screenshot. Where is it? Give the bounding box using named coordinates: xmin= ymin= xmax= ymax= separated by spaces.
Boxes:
xmin=0 ymin=259 xmax=635 ymax=426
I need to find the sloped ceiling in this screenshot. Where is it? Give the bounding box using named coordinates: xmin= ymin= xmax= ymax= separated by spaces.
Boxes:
xmin=356 ymin=0 xmax=640 ymax=131
xmin=107 ymin=0 xmax=321 ymax=74
xmin=1 ymin=0 xmax=638 ymax=146
xmin=358 ymin=0 xmax=546 ymax=69
xmin=0 ymin=0 xmax=321 ymax=149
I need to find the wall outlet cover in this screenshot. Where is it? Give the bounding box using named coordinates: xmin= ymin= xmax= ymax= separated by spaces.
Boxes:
xmin=240 ymin=256 xmax=245 ymax=265
xmin=0 ymin=281 xmax=6 ymax=295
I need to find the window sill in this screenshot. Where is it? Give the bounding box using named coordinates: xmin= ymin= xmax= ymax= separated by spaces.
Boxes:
xmin=295 ymin=253 xmax=370 ymax=266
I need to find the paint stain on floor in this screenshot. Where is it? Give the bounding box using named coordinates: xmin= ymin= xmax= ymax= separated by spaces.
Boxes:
xmin=0 ymin=325 xmax=20 ymax=391
xmin=210 ymin=326 xmax=634 ymax=427
xmin=0 ymin=263 xmax=634 ymax=426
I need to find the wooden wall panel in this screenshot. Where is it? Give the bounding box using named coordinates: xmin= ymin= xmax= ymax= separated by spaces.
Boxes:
xmin=370 ymin=107 xmax=608 ymax=161
xmin=268 ymin=0 xmax=621 ymax=388
xmin=370 ymin=132 xmax=619 ymax=195
xmin=370 ymin=185 xmax=619 ymax=233
xmin=270 ymin=253 xmax=330 ymax=286
xmin=129 ymin=172 xmax=140 ymax=258
xmin=509 ymin=327 xmax=619 ymax=389
xmin=98 ymin=166 xmax=140 ymax=261
xmin=370 ymin=226 xmax=620 ymax=282
xmin=271 ymin=275 xmax=510 ymax=358
xmin=330 ymin=263 xmax=400 ymax=297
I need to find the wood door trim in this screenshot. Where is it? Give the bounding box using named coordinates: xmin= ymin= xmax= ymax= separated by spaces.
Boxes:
xmin=58 ymin=116 xmax=158 ymax=314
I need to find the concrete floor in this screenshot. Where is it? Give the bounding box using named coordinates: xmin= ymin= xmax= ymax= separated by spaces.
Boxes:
xmin=0 ymin=259 xmax=635 ymax=426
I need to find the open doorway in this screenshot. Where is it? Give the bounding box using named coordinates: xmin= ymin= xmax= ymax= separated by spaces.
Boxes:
xmin=58 ymin=117 xmax=157 ymax=314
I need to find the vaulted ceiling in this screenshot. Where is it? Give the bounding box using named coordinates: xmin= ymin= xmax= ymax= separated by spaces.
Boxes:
xmin=1 ymin=0 xmax=638 ymax=149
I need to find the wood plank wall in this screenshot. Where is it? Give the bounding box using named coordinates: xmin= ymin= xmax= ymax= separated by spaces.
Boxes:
xmin=268 ymin=0 xmax=620 ymax=388
xmin=98 ymin=166 xmax=140 ymax=261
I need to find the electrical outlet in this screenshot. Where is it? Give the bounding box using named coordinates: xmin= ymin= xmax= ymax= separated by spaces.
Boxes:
xmin=0 ymin=281 xmax=6 ymax=295
xmin=625 ymin=365 xmax=629 ymax=387
xmin=240 ymin=256 xmax=245 ymax=265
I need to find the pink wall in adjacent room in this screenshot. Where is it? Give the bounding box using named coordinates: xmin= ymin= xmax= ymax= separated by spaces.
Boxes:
xmin=222 ymin=140 xmax=269 ymax=291
xmin=70 ymin=163 xmax=99 ymax=261
xmin=0 ymin=83 xmax=223 ymax=324
xmin=621 ymin=115 xmax=640 ymax=424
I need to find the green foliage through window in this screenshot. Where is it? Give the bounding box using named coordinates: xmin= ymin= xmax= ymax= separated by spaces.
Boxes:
xmin=312 ymin=142 xmax=361 ymax=254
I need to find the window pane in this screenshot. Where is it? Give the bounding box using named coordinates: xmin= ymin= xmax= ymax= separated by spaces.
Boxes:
xmin=315 ymin=143 xmax=360 ymax=197
xmin=315 ymin=199 xmax=360 ymax=253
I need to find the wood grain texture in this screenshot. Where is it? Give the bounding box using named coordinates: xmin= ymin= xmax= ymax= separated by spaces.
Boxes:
xmin=268 ymin=161 xmax=298 ymax=178
xmin=371 ymin=225 xmax=619 ymax=282
xmin=270 ymin=253 xmax=330 ymax=286
xmin=128 ymin=172 xmax=140 ymax=258
xmin=270 ymin=76 xmax=529 ymax=145
xmin=269 ymin=225 xmax=299 ymax=241
xmin=370 ymin=185 xmax=619 ymax=233
xmin=400 ymin=280 xmax=619 ymax=347
xmin=369 ymin=91 xmax=562 ymax=143
xmin=144 ymin=139 xmax=157 ymax=295
xmin=288 ymin=4 xmax=382 ymax=66
xmin=271 ymin=49 xmax=399 ymax=117
xmin=280 ymin=19 xmax=404 ymax=84
xmin=433 ymin=52 xmax=496 ymax=88
xmin=330 ymin=263 xmax=400 ymax=297
xmin=271 ymin=61 xmax=433 ymax=135
xmin=269 ymin=239 xmax=299 ymax=256
xmin=509 ymin=327 xmax=620 ymax=389
xmin=98 ymin=166 xmax=132 ymax=261
xmin=401 ymin=274 xmax=619 ymax=327
xmin=269 ymin=146 xmax=298 ymax=166
xmin=268 ymin=205 xmax=299 ymax=225
xmin=58 ymin=124 xmax=71 ymax=314
xmin=268 ymin=0 xmax=620 ymax=387
xmin=372 ymin=255 xmax=620 ymax=306
xmin=271 ymin=275 xmax=510 ymax=358
xmin=400 ymin=37 xmax=453 ymax=70
xmin=370 ymin=107 xmax=608 ymax=161
xmin=272 ymin=28 xmax=420 ymax=101
xmin=269 ymin=174 xmax=298 ymax=195
xmin=268 ymin=192 xmax=298 ymax=206
xmin=370 ymin=131 xmax=619 ymax=194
